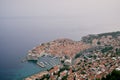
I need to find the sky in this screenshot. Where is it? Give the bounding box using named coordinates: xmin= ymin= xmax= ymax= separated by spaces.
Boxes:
xmin=0 ymin=0 xmax=120 ymax=17
xmin=0 ymin=0 xmax=120 ymax=41
xmin=0 ymin=0 xmax=120 ymax=24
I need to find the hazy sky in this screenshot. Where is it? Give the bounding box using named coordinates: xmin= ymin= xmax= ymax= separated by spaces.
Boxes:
xmin=0 ymin=0 xmax=120 ymax=17
xmin=0 ymin=0 xmax=120 ymax=40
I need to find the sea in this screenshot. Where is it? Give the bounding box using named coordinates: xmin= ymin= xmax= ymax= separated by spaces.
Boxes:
xmin=0 ymin=16 xmax=118 ymax=80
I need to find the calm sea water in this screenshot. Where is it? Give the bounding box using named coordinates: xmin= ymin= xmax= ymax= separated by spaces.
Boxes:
xmin=0 ymin=17 xmax=83 ymax=80
xmin=0 ymin=17 xmax=118 ymax=80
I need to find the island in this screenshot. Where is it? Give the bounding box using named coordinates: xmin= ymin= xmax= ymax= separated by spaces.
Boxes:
xmin=24 ymin=31 xmax=120 ymax=80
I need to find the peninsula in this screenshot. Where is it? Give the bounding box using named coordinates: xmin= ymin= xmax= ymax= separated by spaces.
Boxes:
xmin=24 ymin=31 xmax=120 ymax=80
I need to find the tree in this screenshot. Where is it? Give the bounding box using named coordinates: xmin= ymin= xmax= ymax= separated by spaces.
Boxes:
xmin=101 ymin=70 xmax=120 ymax=80
xmin=97 ymin=41 xmax=101 ymax=45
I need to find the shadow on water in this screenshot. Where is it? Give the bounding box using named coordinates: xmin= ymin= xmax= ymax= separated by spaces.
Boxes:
xmin=28 ymin=60 xmax=37 ymax=64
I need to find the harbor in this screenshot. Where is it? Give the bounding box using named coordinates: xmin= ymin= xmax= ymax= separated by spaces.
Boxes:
xmin=12 ymin=55 xmax=60 ymax=80
xmin=36 ymin=55 xmax=60 ymax=68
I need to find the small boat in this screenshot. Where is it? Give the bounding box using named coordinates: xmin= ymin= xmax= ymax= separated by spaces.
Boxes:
xmin=37 ymin=62 xmax=45 ymax=68
xmin=49 ymin=60 xmax=56 ymax=66
xmin=21 ymin=58 xmax=27 ymax=63
xmin=44 ymin=61 xmax=49 ymax=65
xmin=52 ymin=56 xmax=58 ymax=59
